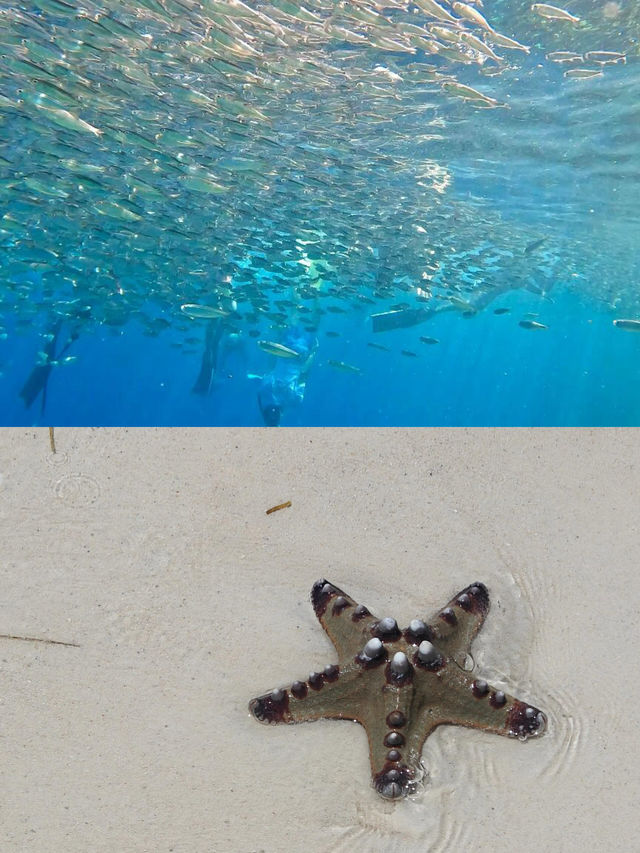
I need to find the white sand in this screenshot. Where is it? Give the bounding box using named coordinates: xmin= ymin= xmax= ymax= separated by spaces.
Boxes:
xmin=1 ymin=428 xmax=638 ymax=852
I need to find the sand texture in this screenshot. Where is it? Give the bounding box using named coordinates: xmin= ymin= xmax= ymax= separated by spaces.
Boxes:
xmin=1 ymin=428 xmax=638 ymax=852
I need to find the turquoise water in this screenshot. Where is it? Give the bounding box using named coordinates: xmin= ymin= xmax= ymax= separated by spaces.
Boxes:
xmin=0 ymin=0 xmax=638 ymax=424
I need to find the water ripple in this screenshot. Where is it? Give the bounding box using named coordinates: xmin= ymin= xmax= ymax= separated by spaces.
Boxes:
xmin=54 ymin=473 xmax=101 ymax=506
xmin=45 ymin=448 xmax=69 ymax=466
xmin=326 ymin=784 xmax=471 ymax=853
xmin=535 ymin=682 xmax=588 ymax=783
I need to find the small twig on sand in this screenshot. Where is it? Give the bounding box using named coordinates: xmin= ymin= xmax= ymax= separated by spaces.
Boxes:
xmin=266 ymin=500 xmax=292 ymax=515
xmin=0 ymin=633 xmax=79 ymax=647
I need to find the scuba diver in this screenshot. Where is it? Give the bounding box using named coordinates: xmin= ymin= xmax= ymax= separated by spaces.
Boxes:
xmin=191 ymin=317 xmax=247 ymax=396
xmin=257 ymin=325 xmax=318 ymax=426
xmin=19 ymin=307 xmax=89 ymax=415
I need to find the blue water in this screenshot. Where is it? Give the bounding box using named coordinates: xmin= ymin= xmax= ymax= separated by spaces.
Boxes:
xmin=1 ymin=0 xmax=639 ymax=425
xmin=2 ymin=285 xmax=639 ymax=425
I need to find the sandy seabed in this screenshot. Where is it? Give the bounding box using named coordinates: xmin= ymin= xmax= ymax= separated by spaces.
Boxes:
xmin=1 ymin=428 xmax=638 ymax=852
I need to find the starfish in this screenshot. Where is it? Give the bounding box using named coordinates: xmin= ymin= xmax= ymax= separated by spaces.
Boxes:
xmin=249 ymin=579 xmax=546 ymax=800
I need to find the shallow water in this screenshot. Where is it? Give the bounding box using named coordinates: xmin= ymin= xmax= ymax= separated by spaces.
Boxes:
xmin=2 ymin=429 xmax=639 ymax=852
xmin=313 ymin=540 xmax=573 ymax=853
xmin=0 ymin=1 xmax=638 ymax=424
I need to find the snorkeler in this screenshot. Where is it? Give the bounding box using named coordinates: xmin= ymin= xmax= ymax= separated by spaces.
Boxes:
xmin=257 ymin=325 xmax=318 ymax=426
xmin=19 ymin=309 xmax=87 ymax=415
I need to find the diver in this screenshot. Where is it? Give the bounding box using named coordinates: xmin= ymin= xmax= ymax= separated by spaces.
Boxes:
xmin=192 ymin=317 xmax=247 ymax=395
xmin=257 ymin=325 xmax=318 ymax=426
xmin=19 ymin=307 xmax=89 ymax=415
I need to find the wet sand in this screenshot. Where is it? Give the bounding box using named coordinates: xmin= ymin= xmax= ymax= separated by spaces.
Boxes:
xmin=1 ymin=428 xmax=638 ymax=852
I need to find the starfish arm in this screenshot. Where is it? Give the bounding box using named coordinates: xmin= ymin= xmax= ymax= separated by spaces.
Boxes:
xmin=425 ymin=582 xmax=490 ymax=656
xmin=423 ymin=665 xmax=547 ymax=740
xmin=309 ymin=578 xmax=382 ymax=660
xmin=359 ymin=681 xmax=433 ymax=799
xmin=249 ymin=667 xmax=369 ymax=725
xmin=403 ymin=711 xmax=440 ymax=759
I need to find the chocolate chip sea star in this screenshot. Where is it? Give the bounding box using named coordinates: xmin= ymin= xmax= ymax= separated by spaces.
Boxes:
xmin=250 ymin=579 xmax=546 ymax=799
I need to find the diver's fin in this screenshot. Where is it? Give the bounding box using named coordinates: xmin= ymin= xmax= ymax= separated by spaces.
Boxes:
xmin=20 ymin=320 xmax=63 ymax=410
xmin=192 ymin=319 xmax=224 ymax=395
xmin=19 ymin=365 xmax=52 ymax=409
xmin=41 ymin=375 xmax=48 ymax=416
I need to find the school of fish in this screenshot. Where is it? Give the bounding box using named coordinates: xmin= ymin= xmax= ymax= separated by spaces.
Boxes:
xmin=0 ymin=0 xmax=637 ymax=365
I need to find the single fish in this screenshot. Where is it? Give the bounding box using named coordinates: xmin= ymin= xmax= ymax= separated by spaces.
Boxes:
xmin=93 ymin=201 xmax=142 ymax=222
xmin=613 ymin=319 xmax=640 ymax=332
xmin=584 ymin=50 xmax=626 ymax=64
xmin=430 ymin=25 xmax=465 ymax=45
xmin=459 ymin=31 xmax=504 ymax=63
xmin=258 ymin=340 xmax=301 ymax=358
xmin=524 ymin=237 xmax=547 ymax=254
xmin=519 ymin=320 xmax=548 ymax=330
xmin=328 ymin=359 xmax=362 ymax=374
xmin=546 ymin=50 xmax=583 ymax=63
xmin=401 ymin=350 xmax=418 ymax=357
xmin=181 ymin=303 xmax=231 ymax=319
xmin=420 ymin=336 xmax=440 ymax=344
xmin=493 ymin=308 xmax=510 ymax=315
xmin=179 ymin=174 xmax=230 ymax=194
xmin=35 ymin=104 xmax=103 ymax=136
xmin=486 ymin=31 xmax=530 ymax=52
xmin=531 ymin=3 xmax=580 ymax=23
xmin=564 ymin=68 xmax=603 ymax=79
xmin=49 ymin=355 xmax=78 ymax=366
xmin=413 ymin=0 xmax=459 ymax=23
xmin=442 ymin=81 xmax=505 ymax=108
xmin=451 ymin=2 xmax=494 ymax=31
xmin=24 ymin=177 xmax=69 ymax=199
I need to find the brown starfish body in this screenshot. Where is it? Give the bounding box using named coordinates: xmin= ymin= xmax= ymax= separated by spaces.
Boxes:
xmin=249 ymin=579 xmax=546 ymax=800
